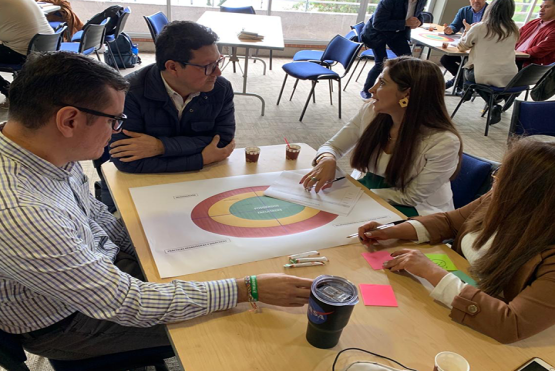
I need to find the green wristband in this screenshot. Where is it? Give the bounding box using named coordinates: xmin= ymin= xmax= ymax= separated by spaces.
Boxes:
xmin=250 ymin=275 xmax=259 ymax=301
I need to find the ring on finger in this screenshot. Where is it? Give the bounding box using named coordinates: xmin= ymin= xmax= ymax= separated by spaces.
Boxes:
xmin=311 ymin=176 xmax=319 ymax=182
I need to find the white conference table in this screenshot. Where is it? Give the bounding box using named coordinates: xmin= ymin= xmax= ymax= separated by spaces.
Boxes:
xmin=103 ymin=144 xmax=555 ymax=371
xmin=37 ymin=2 xmax=61 ymax=14
xmin=197 ymin=11 xmax=285 ymax=116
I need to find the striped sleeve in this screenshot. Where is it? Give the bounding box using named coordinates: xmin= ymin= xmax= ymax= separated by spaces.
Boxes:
xmin=0 ymin=205 xmax=238 ymax=327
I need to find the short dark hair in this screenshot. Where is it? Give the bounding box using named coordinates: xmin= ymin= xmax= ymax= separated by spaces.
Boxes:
xmin=155 ymin=21 xmax=219 ymax=71
xmin=8 ymin=52 xmax=129 ymax=130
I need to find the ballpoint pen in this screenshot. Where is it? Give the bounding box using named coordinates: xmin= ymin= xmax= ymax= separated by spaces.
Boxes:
xmin=305 ymin=176 xmax=346 ymax=191
xmin=328 ymin=176 xmax=345 ymax=183
xmin=346 ymin=220 xmax=407 ymax=238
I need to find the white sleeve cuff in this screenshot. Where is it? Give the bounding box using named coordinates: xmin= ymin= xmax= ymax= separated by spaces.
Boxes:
xmin=406 ymin=220 xmax=431 ymax=244
xmin=430 ymin=273 xmax=467 ymax=309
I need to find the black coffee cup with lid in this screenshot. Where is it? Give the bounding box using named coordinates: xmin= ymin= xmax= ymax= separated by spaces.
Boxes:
xmin=306 ymin=275 xmax=359 ymax=349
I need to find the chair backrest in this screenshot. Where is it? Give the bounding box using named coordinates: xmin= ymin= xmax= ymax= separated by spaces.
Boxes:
xmin=320 ymin=35 xmax=363 ymax=77
xmin=344 ymin=29 xmax=358 ymax=42
xmin=421 ymin=11 xmax=434 ymax=23
xmin=509 ymin=100 xmax=555 ymax=138
xmin=27 ymin=26 xmax=66 ymax=54
xmin=220 ymin=5 xmax=256 ymax=14
xmin=506 ymin=63 xmax=553 ymax=89
xmin=80 ymin=19 xmax=109 ymax=53
xmin=0 ymin=329 xmax=30 ymax=371
xmin=144 ymin=12 xmax=169 ymax=42
xmin=351 ymin=21 xmax=365 ymax=42
xmin=113 ymin=7 xmax=131 ymax=39
xmin=451 ymin=153 xmax=499 ymax=209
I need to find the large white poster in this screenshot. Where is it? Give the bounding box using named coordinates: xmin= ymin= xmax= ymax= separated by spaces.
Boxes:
xmin=130 ymin=171 xmax=400 ymax=278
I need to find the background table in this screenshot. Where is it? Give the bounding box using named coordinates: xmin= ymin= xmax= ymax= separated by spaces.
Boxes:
xmin=197 ymin=11 xmax=284 ymax=116
xmin=412 ymin=24 xmax=530 ymax=95
xmin=103 ymin=144 xmax=555 ymax=371
xmin=37 ymin=2 xmax=61 ymax=14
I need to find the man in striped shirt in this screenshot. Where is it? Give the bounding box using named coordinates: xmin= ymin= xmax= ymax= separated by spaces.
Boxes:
xmin=0 ymin=52 xmax=312 ymax=361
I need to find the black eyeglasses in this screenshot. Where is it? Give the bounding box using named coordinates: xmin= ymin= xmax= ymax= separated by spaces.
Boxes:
xmin=178 ymin=56 xmax=226 ymax=76
xmin=59 ymin=104 xmax=127 ymax=131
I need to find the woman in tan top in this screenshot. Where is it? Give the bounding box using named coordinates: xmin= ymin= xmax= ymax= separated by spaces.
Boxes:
xmin=358 ymin=140 xmax=555 ymax=344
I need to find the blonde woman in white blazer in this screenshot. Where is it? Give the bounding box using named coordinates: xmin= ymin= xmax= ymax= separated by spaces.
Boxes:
xmin=301 ymin=57 xmax=462 ymax=216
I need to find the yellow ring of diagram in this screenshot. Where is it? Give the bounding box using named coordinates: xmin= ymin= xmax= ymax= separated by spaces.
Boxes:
xmin=207 ymin=191 xmax=320 ymax=228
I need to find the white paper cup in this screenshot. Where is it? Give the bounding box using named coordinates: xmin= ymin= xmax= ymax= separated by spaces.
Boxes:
xmin=434 ymin=352 xmax=470 ymax=371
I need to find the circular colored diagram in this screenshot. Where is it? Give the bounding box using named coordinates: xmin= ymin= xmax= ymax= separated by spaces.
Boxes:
xmin=418 ymin=33 xmax=454 ymax=42
xmin=191 ymin=186 xmax=338 ymax=237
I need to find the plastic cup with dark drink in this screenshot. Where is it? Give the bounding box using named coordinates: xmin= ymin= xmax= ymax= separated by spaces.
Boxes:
xmin=285 ymin=144 xmax=301 ymax=160
xmin=245 ymin=147 xmax=260 ymax=163
xmin=306 ymin=275 xmax=359 ymax=349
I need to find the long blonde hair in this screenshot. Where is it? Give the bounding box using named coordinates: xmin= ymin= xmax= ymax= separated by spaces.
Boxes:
xmin=466 ymin=140 xmax=555 ymax=295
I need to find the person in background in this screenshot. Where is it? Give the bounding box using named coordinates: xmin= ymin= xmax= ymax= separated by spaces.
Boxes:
xmin=40 ymin=0 xmax=84 ymax=40
xmin=456 ymin=0 xmax=519 ymax=125
xmin=360 ymin=139 xmax=555 ymax=344
xmin=359 ymin=0 xmax=426 ymax=100
xmin=302 ymin=57 xmax=462 ymax=217
xmin=0 ymin=0 xmax=53 ymax=105
xmin=440 ymin=0 xmax=489 ymax=91
xmin=0 ymin=52 xmax=312 ymax=361
xmin=516 ymin=0 xmax=555 ymax=68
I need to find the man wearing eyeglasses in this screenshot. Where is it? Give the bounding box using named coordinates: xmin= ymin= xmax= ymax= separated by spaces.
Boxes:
xmin=108 ymin=21 xmax=235 ymax=176
xmin=0 ymin=52 xmax=312 ymax=361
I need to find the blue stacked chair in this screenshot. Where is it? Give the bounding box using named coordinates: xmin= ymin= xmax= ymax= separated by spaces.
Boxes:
xmin=144 ymin=12 xmax=169 ymax=42
xmin=277 ymin=35 xmax=362 ymax=121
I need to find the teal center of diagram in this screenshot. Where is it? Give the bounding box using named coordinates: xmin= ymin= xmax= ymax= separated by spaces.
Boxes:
xmin=229 ymin=196 xmax=304 ymax=220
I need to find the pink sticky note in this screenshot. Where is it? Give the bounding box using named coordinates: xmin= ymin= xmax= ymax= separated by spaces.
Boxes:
xmin=362 ymin=251 xmax=393 ymax=270
xmin=359 ymin=284 xmax=398 ymax=307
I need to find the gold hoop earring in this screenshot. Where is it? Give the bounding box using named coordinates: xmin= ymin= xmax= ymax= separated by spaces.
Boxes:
xmin=399 ymin=97 xmax=409 ymax=108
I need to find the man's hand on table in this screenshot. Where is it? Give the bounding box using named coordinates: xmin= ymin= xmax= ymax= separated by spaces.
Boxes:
xmin=443 ymin=24 xmax=454 ymax=35
xmin=236 ymin=274 xmax=313 ymax=307
xmin=110 ymin=130 xmax=165 ymax=162
xmin=202 ymin=135 xmax=236 ymax=165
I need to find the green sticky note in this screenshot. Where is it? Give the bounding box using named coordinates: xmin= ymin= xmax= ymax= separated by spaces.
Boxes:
xmin=452 ymin=270 xmax=478 ymax=287
xmin=425 ymin=254 xmax=457 ymax=271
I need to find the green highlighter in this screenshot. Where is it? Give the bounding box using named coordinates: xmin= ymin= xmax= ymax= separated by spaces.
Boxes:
xmin=452 ymin=270 xmax=478 ymax=287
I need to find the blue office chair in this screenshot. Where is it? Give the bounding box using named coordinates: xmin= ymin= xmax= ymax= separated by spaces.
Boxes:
xmin=72 ymin=8 xmax=131 ymax=71
xmin=451 ymin=153 xmax=499 ymax=209
xmin=277 ymin=35 xmax=362 ymax=121
xmin=292 ymin=25 xmax=360 ymax=65
xmin=144 ymin=12 xmax=169 ymax=42
xmin=0 ymin=327 xmax=172 ymax=371
xmin=0 ymin=27 xmax=66 ymax=75
xmin=509 ymin=100 xmax=555 ymax=139
xmin=60 ymin=19 xmax=109 ymax=61
xmin=343 ymin=49 xmax=397 ymax=90
xmin=220 ymin=5 xmax=256 ymax=13
xmin=104 ymin=7 xmax=132 ymax=71
xmin=451 ymin=63 xmax=553 ymax=136
xmin=421 ymin=11 xmax=434 ymax=23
